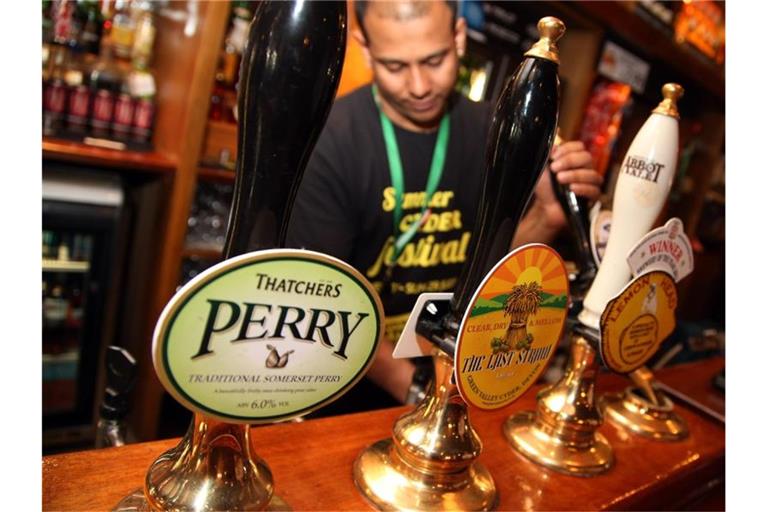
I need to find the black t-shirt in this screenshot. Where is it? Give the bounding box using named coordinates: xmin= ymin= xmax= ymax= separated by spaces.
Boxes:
xmin=287 ymin=85 xmax=492 ymax=343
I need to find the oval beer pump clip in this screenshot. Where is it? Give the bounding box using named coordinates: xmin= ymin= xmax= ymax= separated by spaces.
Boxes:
xmin=354 ymin=17 xmax=565 ymax=511
xmin=504 ymin=83 xmax=685 ymax=476
xmin=115 ymin=3 xmax=383 ymax=511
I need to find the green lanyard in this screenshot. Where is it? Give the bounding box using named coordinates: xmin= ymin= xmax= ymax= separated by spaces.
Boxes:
xmin=372 ymin=86 xmax=450 ymax=267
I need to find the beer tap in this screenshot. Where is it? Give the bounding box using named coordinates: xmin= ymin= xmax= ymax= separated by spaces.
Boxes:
xmin=353 ymin=17 xmax=564 ymax=511
xmin=115 ymin=2 xmax=348 ymax=510
xmin=505 ymin=84 xmax=686 ymax=476
xmin=549 ymin=131 xmax=599 ymax=303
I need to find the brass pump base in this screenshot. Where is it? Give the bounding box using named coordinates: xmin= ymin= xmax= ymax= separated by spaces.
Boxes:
xmin=354 ymin=439 xmax=497 ymax=511
xmin=504 ymin=335 xmax=613 ymax=477
xmin=114 ymin=414 xmax=289 ymax=511
xmin=504 ymin=411 xmax=613 ymax=477
xmin=600 ymin=387 xmax=689 ymax=441
xmin=353 ymin=351 xmax=498 ymax=511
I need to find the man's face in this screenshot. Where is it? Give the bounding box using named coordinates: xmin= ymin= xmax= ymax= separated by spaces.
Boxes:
xmin=357 ymin=1 xmax=466 ymax=132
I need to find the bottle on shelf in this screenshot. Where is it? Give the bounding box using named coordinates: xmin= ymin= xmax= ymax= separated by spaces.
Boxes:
xmin=52 ymin=0 xmax=77 ymax=48
xmin=111 ymin=81 xmax=136 ymax=142
xmin=75 ymin=0 xmax=104 ymax=56
xmin=43 ymin=278 xmax=69 ymax=341
xmin=64 ymin=47 xmax=92 ymax=135
xmin=130 ymin=1 xmax=156 ymax=70
xmin=42 ymin=230 xmax=56 ymax=259
xmin=89 ymin=37 xmax=123 ymax=139
xmin=71 ymin=233 xmax=91 ymax=261
xmin=43 ymin=0 xmax=160 ymax=148
xmin=42 ymin=0 xmax=55 ymax=66
xmin=66 ymin=281 xmax=84 ymax=331
xmin=209 ymin=2 xmax=253 ymax=123
xmin=127 ymin=1 xmax=157 ymax=146
xmin=43 ymin=44 xmax=70 ymax=136
xmin=128 ymin=68 xmax=156 ymax=145
xmin=110 ymin=0 xmax=136 ymax=60
xmin=43 ymin=1 xmax=78 ymax=135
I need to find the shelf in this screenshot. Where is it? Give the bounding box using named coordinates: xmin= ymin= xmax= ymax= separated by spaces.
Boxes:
xmin=42 ymin=259 xmax=91 ymax=273
xmin=200 ymin=120 xmax=237 ymax=169
xmin=181 ymin=246 xmax=223 ymax=260
xmin=198 ymin=165 xmax=236 ymax=183
xmin=43 ymin=137 xmax=176 ymax=174
xmin=567 ymin=1 xmax=724 ymax=101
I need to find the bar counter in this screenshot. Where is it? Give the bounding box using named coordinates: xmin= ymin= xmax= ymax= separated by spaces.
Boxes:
xmin=43 ymin=357 xmax=724 ymax=511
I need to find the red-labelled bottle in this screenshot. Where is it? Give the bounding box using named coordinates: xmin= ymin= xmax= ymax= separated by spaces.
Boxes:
xmin=111 ymin=85 xmax=135 ymax=141
xmin=64 ymin=48 xmax=92 ymax=135
xmin=43 ymin=44 xmax=70 ymax=136
xmin=52 ymin=0 xmax=77 ymax=47
xmin=89 ymin=38 xmax=122 ymax=138
xmin=128 ymin=69 xmax=156 ymax=145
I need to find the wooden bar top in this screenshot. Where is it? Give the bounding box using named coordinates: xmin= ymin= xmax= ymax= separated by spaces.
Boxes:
xmin=43 ymin=357 xmax=724 ymax=511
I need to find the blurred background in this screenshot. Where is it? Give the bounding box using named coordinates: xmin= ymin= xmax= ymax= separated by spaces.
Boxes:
xmin=41 ymin=0 xmax=725 ymax=453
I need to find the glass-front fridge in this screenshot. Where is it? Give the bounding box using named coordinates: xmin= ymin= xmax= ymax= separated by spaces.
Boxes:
xmin=42 ymin=168 xmax=126 ymax=452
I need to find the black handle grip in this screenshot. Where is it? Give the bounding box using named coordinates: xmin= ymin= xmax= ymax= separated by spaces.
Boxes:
xmin=100 ymin=346 xmax=137 ymax=421
xmin=549 ymin=171 xmax=598 ymax=288
xmin=448 ymin=57 xmax=560 ymax=326
xmin=223 ymin=1 xmax=347 ymax=258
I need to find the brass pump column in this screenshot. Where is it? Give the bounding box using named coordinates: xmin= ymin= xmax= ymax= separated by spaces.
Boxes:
xmin=504 ymin=330 xmax=613 ymax=475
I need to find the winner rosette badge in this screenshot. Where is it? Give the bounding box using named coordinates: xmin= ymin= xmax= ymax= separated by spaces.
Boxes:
xmin=455 ymin=244 xmax=568 ymax=410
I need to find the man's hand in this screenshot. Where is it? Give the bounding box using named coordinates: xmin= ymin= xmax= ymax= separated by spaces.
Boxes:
xmin=513 ymin=140 xmax=602 ymax=248
xmin=533 ymin=140 xmax=603 ymax=230
xmin=549 ymin=141 xmax=602 ymax=199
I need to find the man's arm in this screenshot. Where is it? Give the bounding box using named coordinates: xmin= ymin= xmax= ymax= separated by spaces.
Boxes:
xmin=367 ymin=335 xmax=417 ymax=403
xmin=512 ymin=140 xmax=602 ymax=247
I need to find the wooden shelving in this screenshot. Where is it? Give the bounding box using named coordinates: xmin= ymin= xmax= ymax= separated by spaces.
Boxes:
xmin=200 ymin=120 xmax=237 ymax=170
xmin=42 ymin=259 xmax=90 ymax=273
xmin=42 ymin=137 xmax=176 ymax=173
xmin=563 ymin=1 xmax=724 ymax=101
xmin=197 ymin=165 xmax=236 ymax=183
xmin=43 ymin=2 xmax=232 ymax=443
xmin=181 ymin=245 xmax=223 ymax=261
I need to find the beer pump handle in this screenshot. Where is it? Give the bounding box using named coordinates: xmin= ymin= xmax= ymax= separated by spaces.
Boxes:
xmin=549 ymin=134 xmax=598 ymax=291
xmin=578 ymin=83 xmax=683 ymax=329
xmin=95 ymin=346 xmax=137 ymax=448
xmin=447 ymin=17 xmax=564 ymax=328
xmin=223 ymin=1 xmax=347 ymax=259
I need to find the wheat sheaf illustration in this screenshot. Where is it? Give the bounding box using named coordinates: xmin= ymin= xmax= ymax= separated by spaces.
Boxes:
xmin=496 ymin=282 xmax=542 ymax=352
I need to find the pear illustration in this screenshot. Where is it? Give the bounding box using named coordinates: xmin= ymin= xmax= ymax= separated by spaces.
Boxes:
xmin=265 ymin=344 xmax=295 ymax=369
